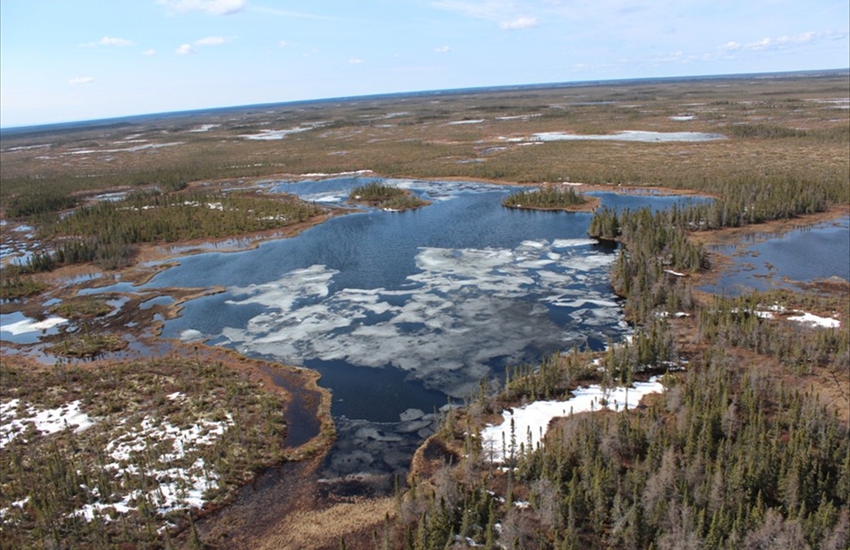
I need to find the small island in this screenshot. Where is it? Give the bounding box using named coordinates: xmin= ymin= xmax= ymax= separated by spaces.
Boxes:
xmin=501 ymin=184 xmax=599 ymax=212
xmin=348 ymin=182 xmax=430 ymax=211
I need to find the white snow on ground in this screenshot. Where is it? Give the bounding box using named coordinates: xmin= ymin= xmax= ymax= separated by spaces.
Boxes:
xmin=0 ymin=399 xmax=95 ymax=448
xmin=1 ymin=315 xmax=67 ymax=335
xmin=94 ymin=413 xmax=234 ymax=516
xmin=2 ymin=396 xmax=236 ymax=520
xmin=495 ymin=114 xmax=541 ymax=120
xmin=239 ymin=123 xmax=326 ymax=140
xmin=807 ymin=98 xmax=850 ymax=109
xmin=480 ymin=377 xmax=664 ymax=463
xmin=787 ymin=311 xmax=841 ymax=328
xmin=65 ymin=143 xmax=183 ymax=155
xmin=4 ymin=144 xmax=52 ymax=152
xmin=447 ymin=119 xmax=485 ymax=125
xmin=188 ymin=124 xmax=219 ymax=132
xmin=669 ymin=115 xmax=695 ymax=121
xmin=106 ymin=414 xmax=231 ymax=463
xmin=751 ymin=305 xmax=840 ymax=328
xmin=529 ymin=130 xmax=725 ymax=142
xmin=219 ymin=239 xmax=626 ymax=398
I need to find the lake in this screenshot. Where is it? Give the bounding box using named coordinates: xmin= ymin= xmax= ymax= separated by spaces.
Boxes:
xmin=145 ymin=178 xmax=708 ymax=483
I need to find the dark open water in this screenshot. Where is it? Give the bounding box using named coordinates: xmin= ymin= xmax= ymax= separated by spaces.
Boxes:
xmin=145 ymin=178 xmax=705 ymax=482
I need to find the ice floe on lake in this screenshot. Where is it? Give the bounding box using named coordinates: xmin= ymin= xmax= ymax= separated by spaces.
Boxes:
xmin=1 ymin=314 xmax=67 ymax=335
xmin=239 ymin=123 xmax=325 ymax=140
xmin=214 ymin=239 xmax=625 ymax=398
xmin=530 ymin=131 xmax=725 ymax=142
xmin=480 ymin=377 xmax=664 ymax=463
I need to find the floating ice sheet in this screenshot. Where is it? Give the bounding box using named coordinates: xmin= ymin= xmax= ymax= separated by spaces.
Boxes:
xmin=0 ymin=313 xmax=68 ymax=344
xmin=530 ymin=131 xmax=725 ymax=142
xmin=216 ymin=239 xmax=624 ymax=397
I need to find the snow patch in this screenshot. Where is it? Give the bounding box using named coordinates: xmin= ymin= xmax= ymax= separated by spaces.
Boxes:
xmin=787 ymin=311 xmax=840 ymax=328
xmin=1 ymin=399 xmax=95 ymax=448
xmin=481 ymin=378 xmax=664 ymax=462
xmin=188 ymin=124 xmax=219 ymax=132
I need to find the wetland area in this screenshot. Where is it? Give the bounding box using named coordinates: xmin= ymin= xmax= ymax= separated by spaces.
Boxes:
xmin=1 ymin=72 xmax=848 ymax=549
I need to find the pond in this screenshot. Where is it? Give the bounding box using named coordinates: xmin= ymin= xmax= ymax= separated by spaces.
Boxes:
xmin=702 ymin=216 xmax=850 ymax=294
xmin=145 ymin=178 xmax=709 ymax=484
xmin=0 ymin=311 xmax=67 ymax=345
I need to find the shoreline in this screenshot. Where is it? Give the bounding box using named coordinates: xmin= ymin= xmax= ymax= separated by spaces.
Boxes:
xmin=2 ymin=175 xmax=848 ymax=549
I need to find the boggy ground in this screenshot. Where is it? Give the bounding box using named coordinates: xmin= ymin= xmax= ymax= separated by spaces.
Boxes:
xmin=1 ymin=71 xmax=848 ymax=549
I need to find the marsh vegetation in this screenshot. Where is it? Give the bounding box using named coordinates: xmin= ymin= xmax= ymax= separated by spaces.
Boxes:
xmin=0 ymin=356 xmax=290 ymax=549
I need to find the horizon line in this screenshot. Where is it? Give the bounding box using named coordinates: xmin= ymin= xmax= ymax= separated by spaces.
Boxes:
xmin=2 ymin=67 xmax=848 ymax=134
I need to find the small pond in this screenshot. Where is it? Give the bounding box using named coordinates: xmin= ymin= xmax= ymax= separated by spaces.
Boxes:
xmin=702 ymin=216 xmax=850 ymax=294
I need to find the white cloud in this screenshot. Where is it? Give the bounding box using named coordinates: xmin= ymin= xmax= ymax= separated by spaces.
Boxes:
xmin=278 ymin=40 xmax=290 ymax=48
xmin=82 ymin=36 xmax=135 ymax=47
xmin=194 ymin=36 xmax=230 ymax=46
xmin=719 ymin=41 xmax=741 ymax=52
xmin=499 ymin=16 xmax=537 ymax=30
xmin=735 ymin=31 xmax=847 ymax=52
xmin=431 ymin=1 xmax=539 ymax=29
xmin=249 ymin=5 xmax=337 ymax=20
xmin=434 ymin=45 xmax=452 ymax=53
xmin=175 ymin=44 xmax=195 ymax=55
xmin=349 ymin=58 xmax=364 ymax=65
xmin=142 ymin=49 xmax=157 ymax=56
xmin=431 ymin=0 xmax=514 ymax=21
xmin=747 ymin=37 xmax=773 ymax=50
xmin=69 ymin=77 xmax=94 ymax=85
xmin=158 ymin=0 xmax=246 ymax=16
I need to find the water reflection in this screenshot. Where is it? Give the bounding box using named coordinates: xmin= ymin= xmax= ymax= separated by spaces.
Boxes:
xmin=146 ymin=178 xmax=711 ymax=482
xmin=703 ymin=217 xmax=850 ymax=294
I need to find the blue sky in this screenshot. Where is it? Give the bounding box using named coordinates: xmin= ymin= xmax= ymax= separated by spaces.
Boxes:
xmin=1 ymin=0 xmax=848 ymax=127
